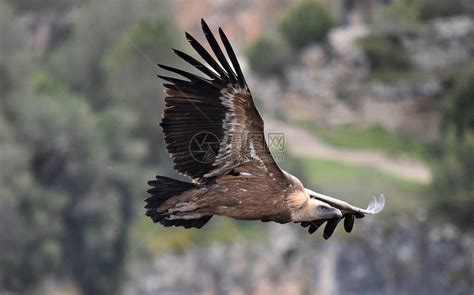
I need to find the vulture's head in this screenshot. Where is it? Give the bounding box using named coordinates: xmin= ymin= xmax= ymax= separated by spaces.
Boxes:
xmin=312 ymin=199 xmax=342 ymax=220
xmin=289 ymin=191 xmax=343 ymax=222
xmin=285 ymin=172 xmax=344 ymax=222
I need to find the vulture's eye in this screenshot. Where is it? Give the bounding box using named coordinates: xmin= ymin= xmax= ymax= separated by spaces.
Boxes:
xmin=318 ymin=206 xmax=330 ymax=212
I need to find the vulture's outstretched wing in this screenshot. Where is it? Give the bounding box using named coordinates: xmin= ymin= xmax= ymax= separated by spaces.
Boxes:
xmin=301 ymin=192 xmax=385 ymax=239
xmin=159 ymin=19 xmax=279 ymax=182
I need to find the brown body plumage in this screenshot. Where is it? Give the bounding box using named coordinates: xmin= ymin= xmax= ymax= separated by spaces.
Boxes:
xmin=145 ymin=19 xmax=384 ymax=239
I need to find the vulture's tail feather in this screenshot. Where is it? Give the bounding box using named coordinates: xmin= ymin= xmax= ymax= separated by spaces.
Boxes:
xmin=145 ymin=175 xmax=212 ymax=229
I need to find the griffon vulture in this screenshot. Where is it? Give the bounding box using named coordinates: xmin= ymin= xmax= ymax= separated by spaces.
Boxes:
xmin=145 ymin=19 xmax=384 ymax=239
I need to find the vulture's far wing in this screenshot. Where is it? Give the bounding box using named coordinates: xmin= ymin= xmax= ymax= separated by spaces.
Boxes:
xmin=159 ymin=19 xmax=278 ymax=182
xmin=301 ymin=192 xmax=385 ymax=239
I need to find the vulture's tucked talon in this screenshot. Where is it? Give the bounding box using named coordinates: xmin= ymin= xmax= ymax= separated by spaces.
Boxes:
xmin=323 ymin=218 xmax=342 ymax=239
xmin=308 ymin=220 xmax=326 ymax=234
xmin=344 ymin=214 xmax=355 ymax=233
xmin=301 ymin=222 xmax=311 ymax=228
xmin=355 ymin=212 xmax=365 ymax=219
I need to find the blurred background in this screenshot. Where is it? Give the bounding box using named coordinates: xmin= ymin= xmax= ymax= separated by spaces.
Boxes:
xmin=0 ymin=0 xmax=473 ymax=294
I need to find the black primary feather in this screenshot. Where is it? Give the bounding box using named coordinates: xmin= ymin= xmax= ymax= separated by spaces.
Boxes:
xmin=218 ymin=27 xmax=246 ymax=86
xmin=172 ymin=49 xmax=220 ymax=80
xmin=158 ymin=64 xmax=216 ymax=86
xmin=185 ymin=32 xmax=228 ymax=80
xmin=200 ymin=19 xmax=237 ymax=82
xmin=158 ymin=18 xmax=249 ymax=181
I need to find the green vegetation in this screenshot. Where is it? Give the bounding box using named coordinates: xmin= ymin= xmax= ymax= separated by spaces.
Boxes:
xmin=246 ymin=0 xmax=333 ymax=76
xmin=4 ymin=0 xmax=74 ymax=12
xmin=442 ymin=65 xmax=474 ymax=138
xmin=135 ymin=217 xmax=264 ymax=255
xmin=359 ymin=34 xmax=412 ymax=74
xmin=0 ymin=0 xmax=178 ymax=293
xmin=430 ymin=135 xmax=474 ymax=230
xmin=414 ymin=0 xmax=474 ymax=20
xmin=381 ymin=0 xmax=474 ymax=22
xmin=295 ymin=120 xmax=430 ymax=161
xmin=0 ymin=62 xmax=12 ymax=95
xmin=430 ymin=63 xmax=474 ymax=230
xmin=364 ymin=68 xmax=431 ymax=83
xmin=246 ymin=36 xmax=291 ymax=76
xmin=103 ymin=19 xmax=180 ymax=162
xmin=380 ymin=0 xmax=420 ymax=24
xmin=278 ymin=0 xmax=333 ymax=49
xmin=301 ymin=157 xmax=426 ymax=212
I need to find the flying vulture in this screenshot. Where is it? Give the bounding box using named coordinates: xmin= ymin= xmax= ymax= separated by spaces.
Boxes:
xmin=146 ymin=19 xmax=384 ymax=239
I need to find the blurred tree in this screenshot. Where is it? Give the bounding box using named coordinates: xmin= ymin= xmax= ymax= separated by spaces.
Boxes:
xmin=103 ymin=19 xmax=180 ymax=165
xmin=414 ymin=0 xmax=474 ymax=20
xmin=0 ymin=114 xmax=62 ymax=292
xmin=380 ymin=0 xmax=420 ymax=23
xmin=43 ymin=2 xmax=177 ymax=293
xmin=0 ymin=86 xmax=97 ymax=292
xmin=359 ymin=34 xmax=412 ymax=72
xmin=430 ymin=134 xmax=474 ymax=230
xmin=384 ymin=0 xmax=474 ymax=22
xmin=442 ymin=65 xmax=474 ymax=138
xmin=0 ymin=3 xmax=62 ymax=291
xmin=246 ymin=35 xmax=291 ymax=76
xmin=0 ymin=72 xmax=147 ymax=293
xmin=0 ymin=62 xmax=12 ymax=96
xmin=47 ymin=0 xmax=172 ymax=109
xmin=0 ymin=1 xmax=25 ymax=80
xmin=0 ymin=0 xmax=176 ymax=293
xmin=4 ymin=0 xmax=75 ymax=12
xmin=278 ymin=0 xmax=333 ymax=49
xmin=430 ymin=64 xmax=474 ymax=231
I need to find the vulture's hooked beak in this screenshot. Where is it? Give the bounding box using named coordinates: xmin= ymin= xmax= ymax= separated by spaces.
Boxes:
xmin=312 ymin=199 xmax=343 ymax=219
xmin=331 ymin=207 xmax=343 ymax=219
xmin=321 ymin=206 xmax=342 ymax=219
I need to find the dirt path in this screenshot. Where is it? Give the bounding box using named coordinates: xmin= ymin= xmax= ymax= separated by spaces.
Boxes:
xmin=265 ymin=119 xmax=432 ymax=184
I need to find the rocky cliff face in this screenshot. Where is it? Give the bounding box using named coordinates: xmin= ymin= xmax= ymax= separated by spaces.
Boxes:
xmin=404 ymin=16 xmax=474 ymax=71
xmin=125 ymin=214 xmax=474 ymax=295
xmin=251 ymin=16 xmax=474 ymax=141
